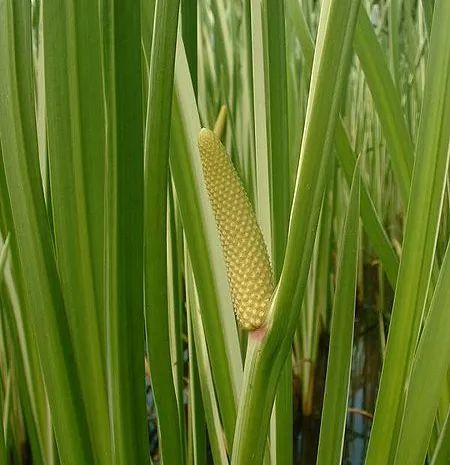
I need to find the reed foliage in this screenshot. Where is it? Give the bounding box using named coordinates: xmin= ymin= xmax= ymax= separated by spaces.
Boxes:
xmin=0 ymin=1 xmax=449 ymax=465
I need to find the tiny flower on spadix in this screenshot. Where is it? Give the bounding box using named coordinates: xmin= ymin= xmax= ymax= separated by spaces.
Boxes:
xmin=198 ymin=128 xmax=274 ymax=331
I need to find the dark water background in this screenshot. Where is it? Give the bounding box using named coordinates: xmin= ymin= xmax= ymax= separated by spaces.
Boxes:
xmin=294 ymin=306 xmax=382 ymax=465
xmin=294 ymin=262 xmax=386 ymax=465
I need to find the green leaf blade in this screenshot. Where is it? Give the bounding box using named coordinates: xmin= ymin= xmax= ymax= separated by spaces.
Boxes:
xmin=101 ymin=0 xmax=149 ymax=463
xmin=365 ymin=1 xmax=450 ymax=463
xmin=316 ymin=162 xmax=360 ymax=465
xmin=395 ymin=239 xmax=450 ymax=464
xmin=42 ymin=0 xmax=111 ymax=461
xmin=144 ymin=1 xmax=184 ymax=464
xmin=0 ymin=2 xmax=95 ymax=463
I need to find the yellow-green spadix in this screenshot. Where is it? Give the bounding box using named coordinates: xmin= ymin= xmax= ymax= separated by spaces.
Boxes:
xmin=198 ymin=128 xmax=274 ymax=331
